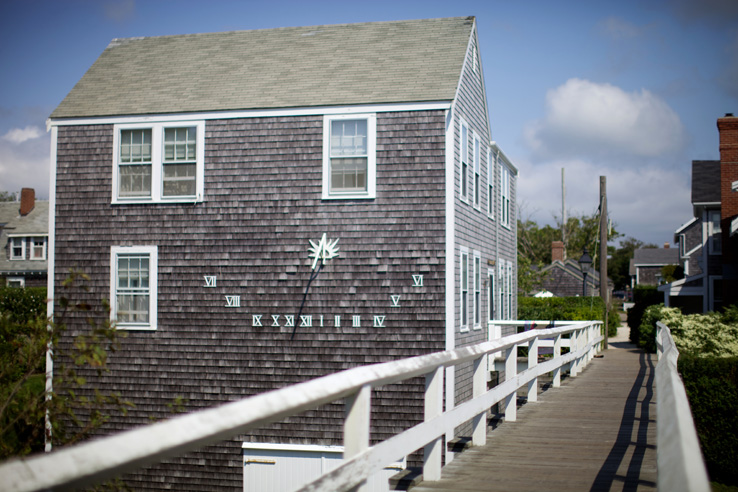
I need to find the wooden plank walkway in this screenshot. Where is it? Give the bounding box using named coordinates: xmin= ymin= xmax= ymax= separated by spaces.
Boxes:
xmin=411 ymin=337 xmax=657 ymax=492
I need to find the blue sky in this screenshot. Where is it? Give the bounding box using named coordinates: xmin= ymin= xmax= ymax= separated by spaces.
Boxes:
xmin=1 ymin=0 xmax=736 ymax=246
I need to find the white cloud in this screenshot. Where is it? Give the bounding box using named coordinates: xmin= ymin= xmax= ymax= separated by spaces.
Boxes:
xmin=524 ymin=78 xmax=686 ymax=160
xmin=2 ymin=125 xmax=43 ymax=144
xmin=516 ymin=157 xmax=691 ymax=245
xmin=0 ymin=130 xmax=50 ymax=197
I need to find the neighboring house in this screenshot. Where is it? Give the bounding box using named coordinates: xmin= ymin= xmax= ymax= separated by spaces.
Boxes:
xmin=48 ymin=17 xmax=518 ymax=490
xmin=535 ymin=241 xmax=599 ymax=297
xmin=629 ymin=245 xmax=679 ymax=287
xmin=660 ymin=114 xmax=738 ymax=312
xmin=0 ymin=188 xmax=49 ymax=288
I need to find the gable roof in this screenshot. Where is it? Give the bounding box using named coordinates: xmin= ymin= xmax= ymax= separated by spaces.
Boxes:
xmin=691 ymin=160 xmax=720 ymax=204
xmin=632 ymin=247 xmax=679 ymax=266
xmin=50 ymin=17 xmax=475 ymax=119
xmin=0 ymin=201 xmax=49 ymax=275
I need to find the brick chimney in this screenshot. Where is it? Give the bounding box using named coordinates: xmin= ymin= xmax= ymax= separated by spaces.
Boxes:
xmin=551 ymin=241 xmax=565 ymax=262
xmin=719 ymin=113 xmax=738 ymax=224
xmin=19 ymin=188 xmax=35 ymax=216
xmin=663 ymin=243 xmax=670 ymax=249
xmin=718 ymin=113 xmax=738 ymax=304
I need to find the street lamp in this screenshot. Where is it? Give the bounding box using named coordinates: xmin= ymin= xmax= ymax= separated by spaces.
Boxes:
xmin=578 ymin=248 xmax=593 ymax=296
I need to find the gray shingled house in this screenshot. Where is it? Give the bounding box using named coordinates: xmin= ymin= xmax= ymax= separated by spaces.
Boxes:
xmin=0 ymin=188 xmax=48 ymax=287
xmin=47 ymin=17 xmax=518 ymax=490
xmin=630 ymin=246 xmax=680 ymax=287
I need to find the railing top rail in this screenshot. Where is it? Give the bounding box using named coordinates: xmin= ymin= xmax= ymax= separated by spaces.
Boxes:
xmin=0 ymin=320 xmax=601 ymax=492
xmin=491 ymin=320 xmax=603 ymax=326
xmin=655 ymin=321 xmax=710 ymax=492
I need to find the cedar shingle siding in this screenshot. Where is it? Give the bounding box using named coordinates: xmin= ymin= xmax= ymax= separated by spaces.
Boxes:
xmin=50 ymin=17 xmax=518 ymax=490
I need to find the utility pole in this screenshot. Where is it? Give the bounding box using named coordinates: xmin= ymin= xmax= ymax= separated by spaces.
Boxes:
xmin=600 ymin=176 xmax=609 ymax=349
xmin=562 ymin=168 xmax=567 ymax=258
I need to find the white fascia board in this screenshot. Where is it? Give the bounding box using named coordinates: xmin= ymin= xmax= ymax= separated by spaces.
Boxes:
xmin=675 ymin=217 xmax=698 ymax=235
xmin=732 ymin=216 xmax=738 ymax=236
xmin=490 ymin=141 xmax=518 ymax=175
xmin=46 ymin=101 xmax=453 ymax=127
xmin=7 ymin=233 xmax=48 ymax=238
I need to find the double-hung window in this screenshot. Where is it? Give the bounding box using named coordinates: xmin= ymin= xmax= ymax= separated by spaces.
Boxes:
xmin=708 ymin=210 xmax=722 ymax=255
xmin=500 ymin=164 xmax=511 ymax=227
xmin=113 ymin=121 xmax=204 ymax=203
xmin=323 ymin=114 xmax=376 ymax=199
xmin=473 ymin=252 xmax=481 ymax=329
xmin=460 ymin=248 xmax=469 ymax=331
xmin=31 ymin=237 xmax=46 ymax=260
xmin=487 ymin=269 xmax=495 ymax=322
xmin=10 ymin=237 xmax=25 ymax=260
xmin=473 ymin=136 xmax=481 ymax=209
xmin=460 ymin=121 xmax=468 ymax=201
xmin=111 ymin=246 xmax=157 ymax=330
xmin=487 ymin=148 xmax=495 ymax=219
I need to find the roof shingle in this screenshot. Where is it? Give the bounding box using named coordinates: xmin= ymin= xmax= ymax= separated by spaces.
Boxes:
xmin=51 ymin=17 xmax=474 ymax=119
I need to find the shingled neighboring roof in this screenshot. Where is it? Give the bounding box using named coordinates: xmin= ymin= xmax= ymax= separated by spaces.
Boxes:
xmin=632 ymin=247 xmax=679 ymax=266
xmin=691 ymin=160 xmax=721 ymax=204
xmin=51 ymin=17 xmax=475 ymax=119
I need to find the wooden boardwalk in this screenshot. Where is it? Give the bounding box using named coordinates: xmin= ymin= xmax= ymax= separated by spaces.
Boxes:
xmin=411 ymin=339 xmax=657 ymax=492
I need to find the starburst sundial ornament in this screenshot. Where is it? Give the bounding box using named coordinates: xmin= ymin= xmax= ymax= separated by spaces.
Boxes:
xmin=308 ymin=233 xmax=340 ymax=270
xmin=293 ymin=234 xmax=340 ymax=341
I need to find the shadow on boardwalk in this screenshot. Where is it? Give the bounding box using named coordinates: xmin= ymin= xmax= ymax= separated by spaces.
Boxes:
xmin=411 ymin=337 xmax=657 ymax=492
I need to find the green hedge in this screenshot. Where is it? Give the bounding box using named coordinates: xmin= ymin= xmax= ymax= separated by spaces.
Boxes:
xmin=518 ymin=296 xmax=618 ymax=337
xmin=0 ymin=287 xmax=47 ymax=323
xmin=627 ymin=286 xmax=663 ymax=345
xmin=678 ymin=355 xmax=738 ymax=485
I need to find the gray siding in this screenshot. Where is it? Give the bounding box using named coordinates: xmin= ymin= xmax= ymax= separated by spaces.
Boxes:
xmin=54 ymin=111 xmax=448 ymax=490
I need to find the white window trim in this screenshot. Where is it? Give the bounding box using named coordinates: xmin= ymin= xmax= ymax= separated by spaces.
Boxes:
xmin=322 ymin=113 xmax=377 ymax=200
xmin=487 ymin=268 xmax=495 ymax=322
xmin=112 ymin=121 xmax=205 ymax=204
xmin=6 ymin=277 xmax=25 ymax=288
xmin=9 ymin=237 xmax=25 ymax=260
xmin=507 ymin=261 xmax=513 ymax=319
xmin=500 ymin=163 xmax=511 ymax=229
xmin=460 ymin=247 xmax=469 ymax=332
xmin=30 ymin=236 xmax=47 ymax=260
xmin=460 ymin=119 xmax=469 ymax=203
xmin=473 ymin=134 xmax=481 ymax=210
xmin=110 ymin=245 xmax=158 ymax=331
xmin=487 ymin=147 xmax=495 ymax=220
xmin=707 ymin=210 xmax=722 ymax=255
xmin=473 ymin=251 xmax=481 ymax=330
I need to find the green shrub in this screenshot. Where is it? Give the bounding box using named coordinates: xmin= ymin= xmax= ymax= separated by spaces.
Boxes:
xmin=518 ymin=296 xmax=617 ymax=337
xmin=679 ymin=355 xmax=738 ymax=485
xmin=627 ymin=286 xmax=663 ymax=345
xmin=0 ymin=287 xmax=47 ymax=323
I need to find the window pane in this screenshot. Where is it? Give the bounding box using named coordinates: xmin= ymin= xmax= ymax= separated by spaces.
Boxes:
xmin=331 ymin=120 xmax=367 ymax=156
xmin=330 ymin=157 xmax=367 ymax=192
xmin=120 ymin=129 xmax=152 ymax=163
xmin=116 ymin=254 xmax=150 ymax=325
xmin=119 ymin=164 xmax=152 ymax=197
xmin=163 ymin=163 xmax=197 ymax=196
xmin=164 ymin=127 xmax=197 ymax=162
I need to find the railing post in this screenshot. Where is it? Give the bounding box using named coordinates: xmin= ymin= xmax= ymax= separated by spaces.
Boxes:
xmin=472 ymin=356 xmax=487 ymax=446
xmin=570 ymin=329 xmax=579 ymax=377
xmin=553 ymin=333 xmax=562 ymax=387
xmin=344 ymin=384 xmax=371 ymax=492
xmin=504 ymin=344 xmax=517 ymax=422
xmin=527 ymin=335 xmax=539 ymax=403
xmin=424 ymin=366 xmax=443 ymax=481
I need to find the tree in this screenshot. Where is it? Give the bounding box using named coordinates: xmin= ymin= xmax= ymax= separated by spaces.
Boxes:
xmin=0 ymin=271 xmax=132 ymax=460
xmin=517 ymin=209 xmax=621 ymax=296
xmin=607 ymin=237 xmax=658 ymax=291
xmin=0 ymin=191 xmax=18 ymax=202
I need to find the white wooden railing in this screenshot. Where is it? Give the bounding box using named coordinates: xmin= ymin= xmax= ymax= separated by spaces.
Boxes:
xmin=655 ymin=322 xmax=711 ymax=492
xmin=0 ymin=321 xmax=603 ymax=492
